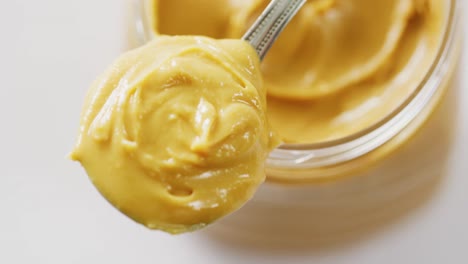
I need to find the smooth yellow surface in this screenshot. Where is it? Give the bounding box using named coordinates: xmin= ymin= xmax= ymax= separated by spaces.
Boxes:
xmin=150 ymin=0 xmax=446 ymax=143
xmin=71 ymin=36 xmax=276 ymax=234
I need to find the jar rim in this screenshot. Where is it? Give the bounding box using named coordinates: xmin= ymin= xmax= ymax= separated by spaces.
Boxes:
xmin=135 ymin=0 xmax=459 ymax=170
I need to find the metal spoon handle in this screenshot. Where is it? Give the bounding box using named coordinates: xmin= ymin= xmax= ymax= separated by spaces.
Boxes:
xmin=242 ymin=0 xmax=307 ymax=60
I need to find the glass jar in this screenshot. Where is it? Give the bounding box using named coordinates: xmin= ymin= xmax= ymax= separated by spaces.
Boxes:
xmin=132 ymin=0 xmax=461 ymax=246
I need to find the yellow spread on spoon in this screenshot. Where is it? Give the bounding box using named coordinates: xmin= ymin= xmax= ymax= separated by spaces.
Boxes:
xmin=71 ymin=36 xmax=277 ymax=234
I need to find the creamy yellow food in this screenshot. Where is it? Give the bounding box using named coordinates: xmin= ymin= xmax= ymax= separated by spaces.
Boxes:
xmin=71 ymin=36 xmax=276 ymax=234
xmin=150 ymin=0 xmax=447 ymax=143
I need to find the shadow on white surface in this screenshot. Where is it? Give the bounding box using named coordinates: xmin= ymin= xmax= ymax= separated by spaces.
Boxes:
xmin=200 ymin=68 xmax=462 ymax=255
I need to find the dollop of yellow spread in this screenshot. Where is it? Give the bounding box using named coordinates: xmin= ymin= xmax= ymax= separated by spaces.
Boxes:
xmin=71 ymin=36 xmax=276 ymax=234
xmin=151 ymin=0 xmax=447 ymax=143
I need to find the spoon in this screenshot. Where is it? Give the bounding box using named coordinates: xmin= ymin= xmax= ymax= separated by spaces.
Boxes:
xmin=243 ymin=0 xmax=307 ymax=61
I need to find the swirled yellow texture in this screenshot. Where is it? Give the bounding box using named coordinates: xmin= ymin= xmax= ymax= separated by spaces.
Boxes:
xmin=71 ymin=36 xmax=273 ymax=234
xmin=151 ymin=0 xmax=446 ymax=143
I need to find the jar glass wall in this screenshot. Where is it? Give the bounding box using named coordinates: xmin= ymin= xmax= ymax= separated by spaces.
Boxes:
xmin=131 ymin=0 xmax=461 ymax=246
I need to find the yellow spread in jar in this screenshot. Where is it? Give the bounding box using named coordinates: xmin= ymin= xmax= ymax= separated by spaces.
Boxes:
xmin=149 ymin=0 xmax=447 ymax=143
xmin=71 ymin=36 xmax=276 ymax=234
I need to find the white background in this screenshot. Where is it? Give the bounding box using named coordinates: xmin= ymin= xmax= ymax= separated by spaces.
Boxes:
xmin=0 ymin=1 xmax=466 ymax=263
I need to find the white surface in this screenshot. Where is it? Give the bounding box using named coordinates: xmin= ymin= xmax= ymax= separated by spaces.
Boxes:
xmin=0 ymin=1 xmax=467 ymax=263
